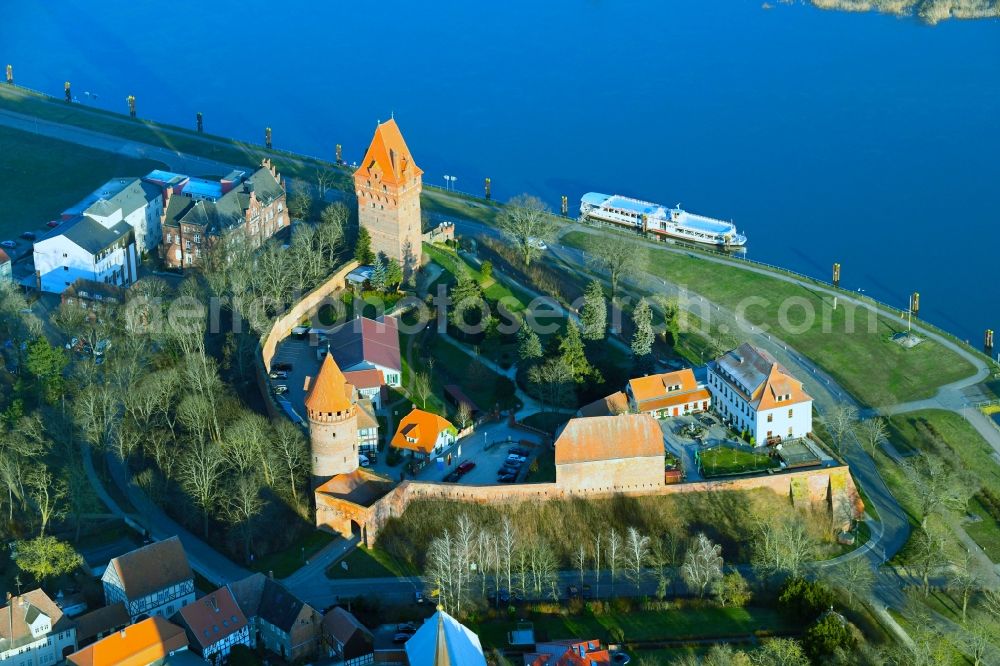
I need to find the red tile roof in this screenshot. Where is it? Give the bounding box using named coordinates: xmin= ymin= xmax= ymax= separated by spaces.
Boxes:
xmin=0 ymin=248 xmax=10 ymax=264
xmin=176 ymin=587 xmax=247 ymax=651
xmin=67 ymin=617 xmax=188 ymax=666
xmin=354 ymin=119 xmax=423 ymax=187
xmin=106 ymin=537 xmax=192 ymax=601
xmin=391 ymin=408 xmax=456 ymax=454
xmin=554 ymin=415 xmax=663 ymax=465
xmin=305 ymin=353 xmax=356 ymax=415
xmin=343 ymin=369 xmax=385 ymax=390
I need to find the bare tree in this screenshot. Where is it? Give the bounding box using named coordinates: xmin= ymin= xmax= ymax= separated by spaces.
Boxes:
xmin=681 ymin=532 xmax=724 ymax=598
xmin=956 ymin=619 xmax=999 ymax=666
xmin=575 ymin=543 xmax=587 ymax=587
xmin=902 ymin=453 xmax=976 ymax=529
xmin=412 ymin=371 xmax=432 ymax=409
xmin=286 ymin=183 xmax=314 ymax=221
xmin=527 ymin=357 xmax=575 ymax=410
xmin=827 ymin=557 xmax=875 ymax=606
xmin=624 ymin=527 xmax=651 ymax=596
xmin=496 ymin=194 xmax=555 ymax=267
xmin=591 ymin=532 xmax=602 ymax=599
xmin=455 ymin=402 xmax=473 ymax=431
xmin=589 ymin=236 xmax=644 ymax=303
xmin=224 ymin=476 xmax=264 ymax=563
xmin=315 ymin=169 xmax=334 ymax=199
xmin=273 ymin=420 xmax=309 ymax=508
xmin=179 ymin=439 xmax=227 ymax=536
xmin=911 ymin=526 xmax=949 ymax=597
xmin=499 ymin=516 xmax=516 ymax=595
xmin=982 ymin=588 xmax=1000 ymax=620
xmin=947 ymin=548 xmax=980 ymax=622
xmin=824 ymin=404 xmax=859 ymax=456
xmin=751 ymin=513 xmax=817 ymax=580
xmin=317 ymin=203 xmax=348 ymax=262
xmin=857 ymin=416 xmax=888 ymax=457
xmin=26 ymin=468 xmax=67 ymax=537
xmin=607 ymin=528 xmax=623 ymax=597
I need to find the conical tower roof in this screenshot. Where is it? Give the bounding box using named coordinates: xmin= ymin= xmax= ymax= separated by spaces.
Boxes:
xmin=354 ymin=119 xmax=422 ymax=187
xmin=305 ymin=353 xmax=355 ymax=414
xmin=404 ymin=609 xmax=485 ymax=666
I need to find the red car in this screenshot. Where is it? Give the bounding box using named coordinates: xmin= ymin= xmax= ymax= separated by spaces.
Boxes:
xmin=456 ymin=461 xmax=476 ymax=476
xmin=46 ymin=221 xmax=60 ymax=228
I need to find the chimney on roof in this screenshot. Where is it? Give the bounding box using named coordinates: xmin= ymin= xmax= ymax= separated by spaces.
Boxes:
xmin=120 ymin=629 xmax=126 ymax=638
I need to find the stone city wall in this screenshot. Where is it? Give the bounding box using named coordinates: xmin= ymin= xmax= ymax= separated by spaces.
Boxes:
xmin=318 ymin=464 xmax=863 ymax=548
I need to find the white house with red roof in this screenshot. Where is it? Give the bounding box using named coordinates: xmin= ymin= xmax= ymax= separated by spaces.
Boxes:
xmin=707 ymin=343 xmax=813 ymax=445
xmin=626 ymin=368 xmax=710 ymax=418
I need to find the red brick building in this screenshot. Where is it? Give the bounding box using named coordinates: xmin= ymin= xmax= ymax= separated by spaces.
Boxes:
xmin=354 ymin=120 xmax=423 ymax=277
xmin=153 ymin=159 xmax=287 ymax=269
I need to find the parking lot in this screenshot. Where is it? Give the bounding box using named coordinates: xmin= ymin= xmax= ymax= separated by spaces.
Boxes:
xmin=268 ymin=335 xmax=329 ymax=424
xmin=391 ymin=420 xmax=544 ymax=486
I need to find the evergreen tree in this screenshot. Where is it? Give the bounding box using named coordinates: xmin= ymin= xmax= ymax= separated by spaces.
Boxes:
xmin=580 ymin=280 xmax=607 ymax=341
xmin=559 ymin=321 xmax=593 ymax=383
xmin=385 ymin=258 xmax=403 ymax=289
xmin=631 ymin=298 xmax=655 ymax=363
xmin=449 ymin=269 xmax=485 ymax=328
xmin=370 ymin=255 xmax=387 ymax=292
xmin=517 ymin=323 xmax=543 ymax=361
xmin=354 ymin=226 xmax=375 ymax=265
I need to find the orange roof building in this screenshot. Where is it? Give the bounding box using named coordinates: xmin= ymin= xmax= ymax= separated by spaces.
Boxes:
xmin=67 ymin=616 xmax=189 ymax=666
xmin=305 ymin=352 xmax=360 ymax=485
xmin=707 ymin=343 xmax=813 ymax=444
xmin=390 ymin=408 xmax=457 ymax=457
xmin=626 ymin=368 xmax=711 ymax=417
xmin=353 ymin=119 xmax=423 ymax=272
xmin=576 ymin=391 xmax=629 ymax=418
xmin=525 ymin=639 xmax=611 ymax=665
xmin=554 ymin=415 xmax=665 ymax=492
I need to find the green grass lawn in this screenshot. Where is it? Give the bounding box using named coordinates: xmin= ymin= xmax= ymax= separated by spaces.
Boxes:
xmin=468 ymin=606 xmax=797 ymax=650
xmin=561 ymin=230 xmax=976 ymax=408
xmin=0 ymin=86 xmax=348 ymax=184
xmin=700 ymin=446 xmax=778 ymax=477
xmin=248 ymin=530 xmax=335 ymax=578
xmin=887 ymin=409 xmax=1000 ymax=561
xmin=0 ymin=125 xmax=167 ymax=238
xmin=325 ymin=545 xmax=418 ymax=579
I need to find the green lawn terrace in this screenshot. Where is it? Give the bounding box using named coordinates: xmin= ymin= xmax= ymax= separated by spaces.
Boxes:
xmin=560 ymin=230 xmax=977 ymax=408
xmin=699 ymin=445 xmax=780 ymax=478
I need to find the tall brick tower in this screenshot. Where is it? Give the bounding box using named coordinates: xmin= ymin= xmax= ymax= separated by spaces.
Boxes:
xmin=354 ymin=119 xmax=423 ymax=277
xmin=305 ymin=352 xmax=359 ymax=487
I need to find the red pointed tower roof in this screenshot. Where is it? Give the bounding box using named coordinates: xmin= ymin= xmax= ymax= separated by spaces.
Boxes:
xmin=354 ymin=119 xmax=423 ymax=187
xmin=305 ymin=353 xmax=356 ymax=414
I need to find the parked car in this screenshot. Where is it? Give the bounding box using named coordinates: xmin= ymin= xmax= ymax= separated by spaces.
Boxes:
xmin=273 ymin=385 xmax=289 ymax=395
xmin=359 ymin=454 xmax=370 ymax=468
xmin=397 ymin=623 xmax=417 ymax=635
xmin=506 ymin=454 xmax=526 ymax=463
xmin=611 ymin=651 xmax=631 ymax=664
xmin=509 ymin=447 xmax=531 ymax=457
xmin=20 ymin=232 xmax=36 ymax=241
xmin=444 ymin=470 xmax=461 ymax=483
xmin=269 ymin=370 xmax=288 ymax=379
xmin=567 ymin=585 xmax=580 ymax=598
xmin=456 ymin=461 xmax=476 ymax=475
xmin=46 ymin=220 xmax=60 ymax=228
xmin=498 ymin=473 xmax=517 ymax=483
xmin=0 ymin=241 xmax=16 ymax=249
xmin=502 ymin=459 xmax=523 ymax=470
xmin=415 ymin=590 xmax=425 ymax=604
xmin=272 ymin=361 xmax=293 ymax=372
xmin=392 ymin=632 xmax=412 ymax=644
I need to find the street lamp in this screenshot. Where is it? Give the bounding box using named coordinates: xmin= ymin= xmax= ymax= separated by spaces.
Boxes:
xmin=443 ymin=175 xmax=457 ymax=191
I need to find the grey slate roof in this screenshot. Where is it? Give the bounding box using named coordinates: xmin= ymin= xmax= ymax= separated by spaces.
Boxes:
xmin=715 ymin=342 xmax=779 ymax=396
xmin=227 ymin=573 xmax=313 ymax=633
xmin=41 ymin=215 xmax=133 ymax=254
xmin=162 ymin=165 xmax=284 ymax=236
xmin=64 ymin=178 xmax=160 ymax=219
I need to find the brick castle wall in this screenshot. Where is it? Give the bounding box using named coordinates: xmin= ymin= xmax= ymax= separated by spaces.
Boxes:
xmin=317 ymin=465 xmax=863 ymax=547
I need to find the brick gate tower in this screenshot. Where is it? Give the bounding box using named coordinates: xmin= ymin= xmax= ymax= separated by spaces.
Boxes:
xmin=354 ymin=119 xmax=423 ymax=277
xmin=305 ymin=352 xmax=359 ymax=488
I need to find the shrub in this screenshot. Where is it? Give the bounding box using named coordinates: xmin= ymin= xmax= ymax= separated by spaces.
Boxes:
xmin=803 ymin=613 xmax=855 ymax=661
xmin=778 ymin=577 xmax=835 ymax=621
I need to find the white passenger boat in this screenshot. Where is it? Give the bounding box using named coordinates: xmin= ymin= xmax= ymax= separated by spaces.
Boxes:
xmin=580 ymin=192 xmax=747 ymax=248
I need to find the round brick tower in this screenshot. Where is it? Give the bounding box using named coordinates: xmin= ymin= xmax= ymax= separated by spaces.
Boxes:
xmin=305 ymin=352 xmax=359 ymax=487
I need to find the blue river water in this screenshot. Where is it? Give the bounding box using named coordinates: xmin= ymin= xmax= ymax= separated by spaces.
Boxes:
xmin=2 ymin=1 xmax=998 ymax=344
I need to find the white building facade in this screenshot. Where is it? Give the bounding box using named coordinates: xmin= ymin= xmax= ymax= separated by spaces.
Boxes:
xmin=707 ymin=343 xmax=813 ymax=445
xmin=33 ymin=217 xmax=137 ymax=295
xmin=0 ymin=591 xmax=77 ymax=666
xmin=64 ymin=178 xmax=164 ymax=256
